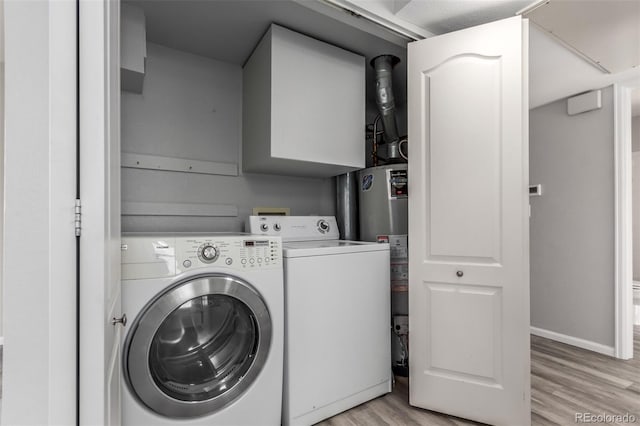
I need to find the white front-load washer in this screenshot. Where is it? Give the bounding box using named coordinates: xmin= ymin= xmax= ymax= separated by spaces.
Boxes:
xmin=248 ymin=216 xmax=391 ymax=426
xmin=121 ymin=233 xmax=283 ymax=426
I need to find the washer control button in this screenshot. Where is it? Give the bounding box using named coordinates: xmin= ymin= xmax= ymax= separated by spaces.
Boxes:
xmin=257 ymin=257 xmax=262 ymax=263
xmin=249 ymin=258 xmax=255 ymax=264
xmin=183 ymin=260 xmax=192 ymax=268
xmin=241 ymin=259 xmax=247 ymax=265
xmin=265 ymin=257 xmax=270 ymax=263
xmin=225 ymin=258 xmax=233 ymax=265
xmin=274 ymin=223 xmax=281 ymax=231
xmin=260 ymin=223 xmax=269 ymax=232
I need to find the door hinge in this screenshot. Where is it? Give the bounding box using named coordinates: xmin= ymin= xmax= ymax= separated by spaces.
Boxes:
xmin=75 ymin=199 xmax=82 ymax=237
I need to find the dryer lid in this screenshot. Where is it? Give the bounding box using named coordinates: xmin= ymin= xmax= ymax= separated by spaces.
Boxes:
xmin=282 ymin=239 xmax=389 ymax=258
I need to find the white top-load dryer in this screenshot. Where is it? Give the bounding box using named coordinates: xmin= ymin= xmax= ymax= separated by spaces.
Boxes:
xmin=248 ymin=216 xmax=391 ymax=426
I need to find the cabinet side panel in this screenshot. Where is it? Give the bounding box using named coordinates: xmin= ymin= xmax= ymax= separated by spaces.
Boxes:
xmin=242 ymin=28 xmax=272 ymax=173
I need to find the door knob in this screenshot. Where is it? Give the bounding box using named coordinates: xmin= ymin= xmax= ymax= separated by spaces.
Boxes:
xmin=112 ymin=314 xmax=127 ymax=327
xmin=456 ymin=270 xmax=464 ymax=277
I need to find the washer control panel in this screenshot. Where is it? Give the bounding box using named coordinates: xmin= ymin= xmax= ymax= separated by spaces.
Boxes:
xmin=176 ymin=235 xmax=281 ymax=272
xmin=248 ymin=216 xmax=339 ymax=241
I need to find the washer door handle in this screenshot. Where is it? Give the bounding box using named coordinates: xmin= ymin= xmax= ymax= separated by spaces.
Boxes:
xmin=112 ymin=314 xmax=127 ymax=327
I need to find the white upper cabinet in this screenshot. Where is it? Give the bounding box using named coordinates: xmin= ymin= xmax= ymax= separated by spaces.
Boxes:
xmin=242 ymin=24 xmax=365 ymax=177
xmin=121 ymin=4 xmax=146 ymax=93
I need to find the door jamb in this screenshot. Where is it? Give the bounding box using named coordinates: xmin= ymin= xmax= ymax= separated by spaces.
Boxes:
xmin=614 ymin=78 xmax=639 ymax=360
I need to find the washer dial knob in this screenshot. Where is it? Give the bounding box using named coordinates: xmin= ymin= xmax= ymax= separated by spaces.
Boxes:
xmin=199 ymin=244 xmax=219 ymax=263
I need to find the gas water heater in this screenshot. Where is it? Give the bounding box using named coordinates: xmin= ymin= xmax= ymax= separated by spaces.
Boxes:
xmin=358 ymin=163 xmax=408 ymax=376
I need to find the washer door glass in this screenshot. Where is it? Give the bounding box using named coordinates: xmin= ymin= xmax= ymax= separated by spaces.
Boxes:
xmin=124 ymin=274 xmax=272 ymax=419
xmin=149 ymin=294 xmax=258 ymax=401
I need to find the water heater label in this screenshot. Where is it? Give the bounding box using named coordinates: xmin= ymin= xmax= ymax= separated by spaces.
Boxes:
xmin=388 ymin=234 xmax=408 ymax=259
xmin=361 ymin=174 xmax=374 ymax=191
xmin=379 ymin=234 xmax=408 ymax=290
xmin=388 ymin=170 xmax=408 ymax=199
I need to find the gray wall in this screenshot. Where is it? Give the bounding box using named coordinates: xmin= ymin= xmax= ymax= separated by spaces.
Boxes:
xmin=633 ymin=115 xmax=640 ymax=152
xmin=122 ymin=43 xmax=335 ymax=232
xmin=633 ymin=151 xmax=640 ymax=281
xmin=530 ymin=86 xmax=615 ymax=348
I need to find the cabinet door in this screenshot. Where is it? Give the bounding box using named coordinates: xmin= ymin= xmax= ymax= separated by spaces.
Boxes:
xmin=408 ymin=16 xmax=530 ymax=426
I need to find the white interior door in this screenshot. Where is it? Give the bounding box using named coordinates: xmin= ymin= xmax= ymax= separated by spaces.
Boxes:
xmin=79 ymin=0 xmax=122 ymax=424
xmin=408 ymin=16 xmax=530 ymax=426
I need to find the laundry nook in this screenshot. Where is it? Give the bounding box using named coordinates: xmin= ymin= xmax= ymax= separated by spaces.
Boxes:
xmin=2 ymin=1 xmax=640 ymax=425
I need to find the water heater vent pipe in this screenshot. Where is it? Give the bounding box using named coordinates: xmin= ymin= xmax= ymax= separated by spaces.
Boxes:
xmin=371 ymin=54 xmax=401 ymax=160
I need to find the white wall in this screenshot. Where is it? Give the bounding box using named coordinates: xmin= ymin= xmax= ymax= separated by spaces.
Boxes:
xmin=121 ymin=43 xmax=335 ymax=232
xmin=3 ymin=1 xmax=77 ymax=424
xmin=530 ymin=86 xmax=616 ymax=349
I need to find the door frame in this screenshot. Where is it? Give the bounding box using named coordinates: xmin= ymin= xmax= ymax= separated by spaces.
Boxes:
xmin=614 ymin=78 xmax=640 ymax=359
xmin=2 ymin=1 xmax=78 ymax=424
xmin=79 ymin=0 xmax=122 ymax=423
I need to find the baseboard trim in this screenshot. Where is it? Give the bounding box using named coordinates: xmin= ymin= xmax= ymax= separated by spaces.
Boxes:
xmin=530 ymin=327 xmax=615 ymax=357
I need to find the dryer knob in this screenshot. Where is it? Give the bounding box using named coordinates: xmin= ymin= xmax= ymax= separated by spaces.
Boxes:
xmin=200 ymin=245 xmax=219 ymax=262
xmin=260 ymin=223 xmax=269 ymax=232
xmin=318 ymin=220 xmax=330 ymax=232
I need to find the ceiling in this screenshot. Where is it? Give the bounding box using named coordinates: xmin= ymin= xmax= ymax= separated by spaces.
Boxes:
xmin=127 ymin=0 xmax=640 ymax=111
xmin=529 ymin=24 xmax=640 ymax=109
xmin=392 ymin=0 xmax=533 ymax=34
xmin=126 ymin=0 xmax=409 ymax=107
xmin=127 ymin=0 xmax=408 ymax=66
xmin=523 ymin=0 xmax=640 ymax=74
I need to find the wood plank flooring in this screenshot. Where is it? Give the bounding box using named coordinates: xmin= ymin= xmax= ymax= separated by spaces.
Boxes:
xmin=318 ymin=327 xmax=640 ymax=425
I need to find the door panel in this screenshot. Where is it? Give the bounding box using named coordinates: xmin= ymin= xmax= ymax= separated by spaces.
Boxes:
xmin=428 ymin=55 xmax=502 ymax=262
xmin=408 ymin=16 xmax=530 ymax=426
xmin=427 ymin=282 xmax=502 ymax=383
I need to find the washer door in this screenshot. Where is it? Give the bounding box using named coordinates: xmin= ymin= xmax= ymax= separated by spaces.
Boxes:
xmin=124 ymin=274 xmax=272 ymax=418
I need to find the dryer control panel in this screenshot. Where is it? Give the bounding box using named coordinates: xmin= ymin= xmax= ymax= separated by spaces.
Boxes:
xmin=248 ymin=215 xmax=339 ymax=242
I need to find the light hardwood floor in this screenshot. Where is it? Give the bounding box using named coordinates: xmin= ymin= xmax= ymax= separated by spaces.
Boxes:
xmin=318 ymin=327 xmax=640 ymax=425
